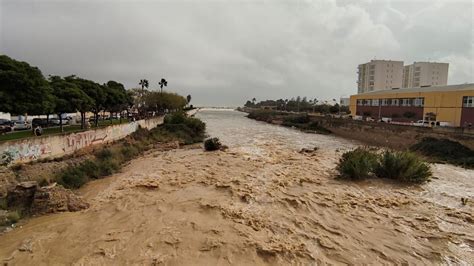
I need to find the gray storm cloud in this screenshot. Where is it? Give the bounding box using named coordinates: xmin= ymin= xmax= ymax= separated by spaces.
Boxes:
xmin=1 ymin=0 xmax=472 ymax=106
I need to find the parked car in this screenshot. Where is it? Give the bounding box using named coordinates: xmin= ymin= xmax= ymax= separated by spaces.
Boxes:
xmin=12 ymin=120 xmax=31 ymax=130
xmin=32 ymin=118 xmax=49 ymax=128
xmin=50 ymin=118 xmax=69 ymax=126
xmin=413 ymin=120 xmax=430 ymax=127
xmin=0 ymin=119 xmax=13 ymax=134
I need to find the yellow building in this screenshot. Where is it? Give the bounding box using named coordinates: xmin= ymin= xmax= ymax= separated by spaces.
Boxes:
xmin=350 ymin=83 xmax=474 ymax=127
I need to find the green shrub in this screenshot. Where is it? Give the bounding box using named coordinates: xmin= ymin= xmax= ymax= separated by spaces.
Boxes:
xmin=1 ymin=211 xmax=21 ymax=226
xmin=307 ymin=121 xmax=332 ymax=134
xmin=130 ymin=126 xmax=149 ymax=141
xmin=247 ymin=110 xmax=287 ymax=122
xmin=183 ymin=117 xmax=206 ymax=135
xmin=98 ymin=159 xmax=120 ymax=176
xmin=411 ymin=137 xmax=474 ymax=168
xmin=0 ymin=197 xmax=7 ymax=210
xmin=337 ymin=148 xmax=378 ymax=180
xmin=164 ymin=111 xmax=187 ymax=124
xmin=7 ymin=211 xmax=20 ymax=224
xmin=375 ymin=151 xmax=432 ymax=183
xmin=58 ymin=165 xmax=88 ymax=188
xmin=162 ymin=112 xmax=206 ymax=143
xmin=80 ymin=160 xmax=101 ymax=179
xmin=96 ymin=148 xmax=113 ymax=160
xmin=283 ymin=114 xmax=310 ymax=124
xmin=204 ymin=137 xmax=222 ymax=151
xmin=121 ymin=145 xmax=140 ymax=160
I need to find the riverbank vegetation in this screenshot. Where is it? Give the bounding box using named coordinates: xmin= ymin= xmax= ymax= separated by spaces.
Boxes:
xmin=281 ymin=114 xmax=331 ymax=134
xmin=204 ymin=137 xmax=222 ymax=151
xmin=244 ymin=97 xmax=349 ymax=114
xmin=410 ymin=137 xmax=474 ymax=168
xmin=337 ymin=148 xmax=432 ymax=183
xmin=57 ymin=112 xmax=205 ymax=188
xmin=0 ymin=112 xmax=204 ymax=228
xmin=247 ymin=110 xmax=331 ymax=134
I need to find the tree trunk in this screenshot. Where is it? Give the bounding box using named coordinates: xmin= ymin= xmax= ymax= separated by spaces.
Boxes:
xmin=80 ymin=112 xmax=84 ymax=129
xmin=46 ymin=114 xmax=50 ymax=127
xmin=59 ymin=114 xmax=63 ymax=132
xmin=94 ymin=112 xmax=99 ymax=127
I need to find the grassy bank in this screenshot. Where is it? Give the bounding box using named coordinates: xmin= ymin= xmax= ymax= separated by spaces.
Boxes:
xmin=411 ymin=137 xmax=474 ymax=169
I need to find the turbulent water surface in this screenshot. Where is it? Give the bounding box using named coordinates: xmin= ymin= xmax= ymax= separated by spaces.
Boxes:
xmin=0 ymin=109 xmax=473 ymax=265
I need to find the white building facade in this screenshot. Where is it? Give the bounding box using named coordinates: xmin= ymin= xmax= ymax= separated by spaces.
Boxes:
xmin=357 ymin=60 xmax=404 ymax=93
xmin=402 ymin=62 xmax=448 ymax=88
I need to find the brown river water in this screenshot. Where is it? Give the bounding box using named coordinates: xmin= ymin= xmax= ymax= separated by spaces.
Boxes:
xmin=0 ymin=109 xmax=473 ymax=265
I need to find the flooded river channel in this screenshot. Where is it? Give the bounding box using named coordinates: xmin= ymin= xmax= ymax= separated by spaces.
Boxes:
xmin=0 ymin=109 xmax=472 ymax=265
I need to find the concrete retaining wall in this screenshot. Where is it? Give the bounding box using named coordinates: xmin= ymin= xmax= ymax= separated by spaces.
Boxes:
xmin=0 ymin=117 xmax=164 ymax=164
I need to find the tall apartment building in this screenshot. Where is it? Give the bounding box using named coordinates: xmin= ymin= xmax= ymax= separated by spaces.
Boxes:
xmin=357 ymin=60 xmax=404 ymax=93
xmin=402 ymin=62 xmax=448 ymax=88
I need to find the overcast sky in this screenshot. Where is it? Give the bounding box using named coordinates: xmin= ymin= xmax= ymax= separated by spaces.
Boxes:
xmin=1 ymin=0 xmax=472 ymax=106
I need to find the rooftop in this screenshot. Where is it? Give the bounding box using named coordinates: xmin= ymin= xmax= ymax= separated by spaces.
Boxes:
xmin=354 ymin=83 xmax=474 ymax=96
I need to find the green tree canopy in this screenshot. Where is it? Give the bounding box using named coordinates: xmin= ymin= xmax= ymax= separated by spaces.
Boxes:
xmin=104 ymin=80 xmax=132 ymax=114
xmin=49 ymin=76 xmax=94 ymax=130
xmin=0 ymin=55 xmax=53 ymax=115
xmin=144 ymin=91 xmax=187 ymax=112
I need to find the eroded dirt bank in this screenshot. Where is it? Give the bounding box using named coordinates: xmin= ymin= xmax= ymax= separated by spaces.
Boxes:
xmin=0 ymin=110 xmax=472 ymax=264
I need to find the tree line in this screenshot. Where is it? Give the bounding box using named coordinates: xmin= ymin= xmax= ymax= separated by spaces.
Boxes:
xmin=0 ymin=55 xmax=191 ymax=131
xmin=244 ymin=96 xmax=349 ymax=114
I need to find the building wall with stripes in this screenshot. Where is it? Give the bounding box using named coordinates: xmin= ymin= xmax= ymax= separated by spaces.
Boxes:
xmin=350 ymin=88 xmax=474 ymax=127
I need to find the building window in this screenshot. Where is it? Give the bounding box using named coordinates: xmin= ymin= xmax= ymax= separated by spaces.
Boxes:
xmin=357 ymin=99 xmax=362 ymax=106
xmin=463 ymin=96 xmax=474 ymax=107
xmin=401 ymin=98 xmax=409 ymax=106
xmin=414 ymin=97 xmax=424 ymax=107
xmin=372 ymin=99 xmax=379 ymax=106
xmin=391 ymin=99 xmax=399 ymax=106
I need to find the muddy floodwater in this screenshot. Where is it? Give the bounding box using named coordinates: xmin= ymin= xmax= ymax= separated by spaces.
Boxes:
xmin=1 ymin=109 xmax=473 ymax=264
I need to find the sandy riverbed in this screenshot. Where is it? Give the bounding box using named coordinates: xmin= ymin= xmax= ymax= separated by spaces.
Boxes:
xmin=0 ymin=110 xmax=472 ymax=264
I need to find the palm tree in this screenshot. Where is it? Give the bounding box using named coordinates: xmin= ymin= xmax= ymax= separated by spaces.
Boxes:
xmin=186 ymin=94 xmax=192 ymax=105
xmin=159 ymin=78 xmax=168 ymax=93
xmin=139 ymin=79 xmax=149 ymax=91
xmin=138 ymin=79 xmax=149 ymax=117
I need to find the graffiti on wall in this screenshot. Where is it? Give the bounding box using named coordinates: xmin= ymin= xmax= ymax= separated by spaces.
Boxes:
xmin=0 ymin=118 xmax=162 ymax=164
xmin=2 ymin=141 xmax=52 ymax=162
xmin=64 ymin=130 xmax=108 ymax=152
